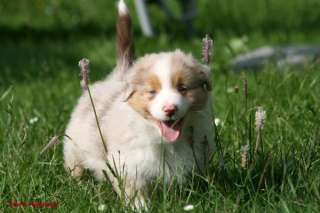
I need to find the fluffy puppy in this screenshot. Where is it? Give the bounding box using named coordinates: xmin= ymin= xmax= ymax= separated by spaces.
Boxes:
xmin=63 ymin=0 xmax=215 ymax=209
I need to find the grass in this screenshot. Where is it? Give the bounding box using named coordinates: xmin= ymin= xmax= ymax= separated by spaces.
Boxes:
xmin=1 ymin=25 xmax=320 ymax=213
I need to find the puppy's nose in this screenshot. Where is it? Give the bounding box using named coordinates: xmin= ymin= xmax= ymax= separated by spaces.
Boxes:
xmin=162 ymin=104 xmax=177 ymax=117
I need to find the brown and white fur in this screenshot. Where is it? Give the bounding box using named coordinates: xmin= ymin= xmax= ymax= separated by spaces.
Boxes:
xmin=63 ymin=0 xmax=215 ymax=209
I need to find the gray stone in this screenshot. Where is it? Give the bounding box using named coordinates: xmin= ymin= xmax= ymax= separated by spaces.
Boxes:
xmin=232 ymin=45 xmax=320 ymax=71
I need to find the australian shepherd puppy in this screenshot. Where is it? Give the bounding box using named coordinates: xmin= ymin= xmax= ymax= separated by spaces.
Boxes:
xmin=63 ymin=0 xmax=214 ymax=209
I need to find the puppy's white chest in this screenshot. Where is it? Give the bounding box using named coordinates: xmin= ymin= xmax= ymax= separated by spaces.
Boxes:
xmin=111 ymin=143 xmax=190 ymax=185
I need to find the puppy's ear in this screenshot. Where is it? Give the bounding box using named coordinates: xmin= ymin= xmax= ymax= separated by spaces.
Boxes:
xmin=203 ymin=81 xmax=212 ymax=91
xmin=198 ymin=64 xmax=212 ymax=91
xmin=201 ymin=65 xmax=212 ymax=91
xmin=201 ymin=64 xmax=211 ymax=76
xmin=122 ymin=83 xmax=135 ymax=102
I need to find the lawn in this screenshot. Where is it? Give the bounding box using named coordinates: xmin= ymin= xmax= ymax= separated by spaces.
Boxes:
xmin=1 ymin=1 xmax=320 ymax=212
xmin=1 ymin=32 xmax=319 ymax=212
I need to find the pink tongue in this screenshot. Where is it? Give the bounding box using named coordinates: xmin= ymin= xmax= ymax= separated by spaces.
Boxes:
xmin=159 ymin=122 xmax=181 ymax=143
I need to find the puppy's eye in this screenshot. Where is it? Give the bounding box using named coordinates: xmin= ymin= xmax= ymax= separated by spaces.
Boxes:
xmin=148 ymin=90 xmax=157 ymax=96
xmin=177 ymin=84 xmax=188 ymax=94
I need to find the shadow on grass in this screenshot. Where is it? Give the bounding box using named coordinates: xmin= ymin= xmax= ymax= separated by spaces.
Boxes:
xmin=0 ymin=35 xmax=117 ymax=88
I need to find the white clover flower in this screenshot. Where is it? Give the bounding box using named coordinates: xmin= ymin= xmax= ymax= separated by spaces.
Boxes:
xmin=29 ymin=117 xmax=39 ymax=125
xmin=255 ymin=107 xmax=266 ymax=130
xmin=227 ymin=87 xmax=234 ymax=93
xmin=214 ymin=118 xmax=222 ymax=126
xmin=98 ymin=204 xmax=107 ymax=212
xmin=227 ymin=85 xmax=240 ymax=93
xmin=229 ymin=36 xmax=248 ymax=53
xmin=183 ymin=204 xmax=194 ymax=211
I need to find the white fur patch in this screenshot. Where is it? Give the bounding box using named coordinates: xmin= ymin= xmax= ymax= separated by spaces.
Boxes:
xmin=118 ymin=0 xmax=128 ymax=15
xmin=149 ymin=55 xmax=189 ymax=121
xmin=154 ymin=55 xmax=172 ymax=88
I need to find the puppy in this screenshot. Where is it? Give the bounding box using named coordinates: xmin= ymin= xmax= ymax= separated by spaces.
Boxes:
xmin=63 ymin=0 xmax=215 ymax=209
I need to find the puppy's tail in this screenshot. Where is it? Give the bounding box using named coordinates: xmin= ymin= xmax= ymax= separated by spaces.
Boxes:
xmin=116 ymin=0 xmax=134 ymax=75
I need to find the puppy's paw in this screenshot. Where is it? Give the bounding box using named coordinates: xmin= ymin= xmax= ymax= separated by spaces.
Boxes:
xmin=132 ymin=196 xmax=148 ymax=213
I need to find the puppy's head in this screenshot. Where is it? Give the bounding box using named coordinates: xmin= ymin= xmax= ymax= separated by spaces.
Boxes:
xmin=125 ymin=50 xmax=211 ymax=143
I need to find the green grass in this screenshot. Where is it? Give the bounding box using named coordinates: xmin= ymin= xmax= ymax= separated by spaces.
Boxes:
xmin=1 ymin=31 xmax=320 ymax=212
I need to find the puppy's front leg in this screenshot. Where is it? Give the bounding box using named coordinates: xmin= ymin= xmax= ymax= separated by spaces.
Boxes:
xmin=121 ymin=181 xmax=148 ymax=211
xmin=101 ymin=169 xmax=148 ymax=211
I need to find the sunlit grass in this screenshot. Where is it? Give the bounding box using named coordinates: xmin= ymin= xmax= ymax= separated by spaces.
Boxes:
xmin=0 ymin=35 xmax=320 ymax=212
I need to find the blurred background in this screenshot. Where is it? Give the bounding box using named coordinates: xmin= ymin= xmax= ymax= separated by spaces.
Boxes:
xmin=1 ymin=0 xmax=319 ymax=35
xmin=1 ymin=0 xmax=319 ymax=85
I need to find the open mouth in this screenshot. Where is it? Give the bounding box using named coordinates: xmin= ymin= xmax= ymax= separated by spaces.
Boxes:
xmin=157 ymin=118 xmax=184 ymax=143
